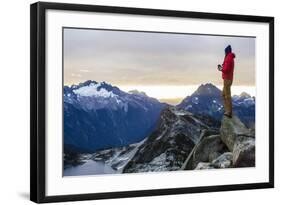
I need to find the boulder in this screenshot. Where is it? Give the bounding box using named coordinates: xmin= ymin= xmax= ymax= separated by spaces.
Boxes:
xmin=232 ymin=136 xmax=255 ymax=167
xmin=195 ymin=162 xmax=214 ymax=170
xmin=191 ymin=134 xmax=228 ymax=169
xmin=195 ymin=152 xmax=233 ymax=170
xmin=181 ymin=129 xmax=220 ymax=170
xmin=220 ymin=115 xmax=255 ymax=167
xmin=220 ymin=115 xmax=253 ymax=152
xmin=183 ymin=115 xmax=255 ymax=171
xmin=211 ymin=152 xmax=233 ymax=168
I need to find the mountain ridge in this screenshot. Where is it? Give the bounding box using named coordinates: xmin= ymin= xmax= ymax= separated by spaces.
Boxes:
xmin=64 ymin=81 xmax=255 ymax=153
xmin=64 ymin=80 xmax=165 ymax=152
xmin=178 ymin=83 xmax=255 ymax=127
xmin=63 ymin=81 xmax=256 ymax=175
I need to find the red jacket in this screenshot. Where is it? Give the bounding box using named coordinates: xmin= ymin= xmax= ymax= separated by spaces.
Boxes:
xmin=222 ymin=53 xmax=235 ymax=80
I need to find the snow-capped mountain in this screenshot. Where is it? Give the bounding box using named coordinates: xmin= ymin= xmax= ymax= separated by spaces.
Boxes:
xmin=232 ymin=93 xmax=255 ymax=128
xmin=178 ymin=83 xmax=255 ymax=128
xmin=178 ymin=83 xmax=224 ymax=120
xmin=122 ymin=106 xmax=219 ymax=173
xmin=232 ymin=92 xmax=255 ymax=107
xmin=64 ymin=80 xmax=165 ymax=152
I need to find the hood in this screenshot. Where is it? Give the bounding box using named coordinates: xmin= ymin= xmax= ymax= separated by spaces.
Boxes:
xmin=224 ymin=45 xmax=232 ymax=55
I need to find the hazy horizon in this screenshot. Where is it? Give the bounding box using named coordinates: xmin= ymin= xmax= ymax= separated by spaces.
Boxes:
xmin=64 ymin=28 xmax=255 ymax=104
xmin=65 ymin=80 xmax=255 ymax=105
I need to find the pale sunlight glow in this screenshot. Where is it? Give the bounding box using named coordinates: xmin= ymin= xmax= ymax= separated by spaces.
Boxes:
xmin=119 ymin=85 xmax=256 ymax=101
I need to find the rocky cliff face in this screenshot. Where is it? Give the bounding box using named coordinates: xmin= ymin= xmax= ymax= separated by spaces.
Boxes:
xmin=122 ymin=106 xmax=219 ymax=173
xmin=182 ymin=115 xmax=255 ymax=170
xmin=73 ymin=111 xmax=255 ymax=174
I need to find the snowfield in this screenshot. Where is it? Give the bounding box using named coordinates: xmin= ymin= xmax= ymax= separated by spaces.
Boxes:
xmin=73 ymin=82 xmax=117 ymax=98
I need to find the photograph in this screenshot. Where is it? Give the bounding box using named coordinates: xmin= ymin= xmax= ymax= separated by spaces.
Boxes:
xmin=63 ymin=28 xmax=256 ymax=176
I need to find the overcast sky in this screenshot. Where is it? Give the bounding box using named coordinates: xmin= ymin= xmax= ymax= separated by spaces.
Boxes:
xmin=64 ymin=28 xmax=255 ymax=87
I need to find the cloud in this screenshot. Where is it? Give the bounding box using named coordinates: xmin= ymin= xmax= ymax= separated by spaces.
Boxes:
xmin=79 ymin=69 xmax=92 ymax=73
xmin=64 ymin=28 xmax=255 ymax=86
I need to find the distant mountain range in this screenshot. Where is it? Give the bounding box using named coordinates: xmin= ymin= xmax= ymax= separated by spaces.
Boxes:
xmin=64 ymin=80 xmax=165 ymax=152
xmin=178 ymin=83 xmax=255 ymax=128
xmin=64 ymin=81 xmax=255 ymax=154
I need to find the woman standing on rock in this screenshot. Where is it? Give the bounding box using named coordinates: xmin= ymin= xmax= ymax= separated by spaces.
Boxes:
xmin=218 ymin=45 xmax=236 ymax=118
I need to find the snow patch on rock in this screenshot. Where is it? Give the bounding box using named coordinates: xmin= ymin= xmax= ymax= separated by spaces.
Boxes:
xmin=73 ymin=83 xmax=117 ymax=98
xmin=192 ymin=97 xmax=199 ymax=104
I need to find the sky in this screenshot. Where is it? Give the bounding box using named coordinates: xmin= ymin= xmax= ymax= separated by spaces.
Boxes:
xmin=64 ymin=28 xmax=255 ymax=103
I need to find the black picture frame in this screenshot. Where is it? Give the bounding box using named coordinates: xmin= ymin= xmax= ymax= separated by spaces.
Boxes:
xmin=30 ymin=2 xmax=274 ymax=203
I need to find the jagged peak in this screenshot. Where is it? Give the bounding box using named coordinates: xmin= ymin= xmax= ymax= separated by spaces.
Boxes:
xmin=78 ymin=80 xmax=97 ymax=87
xmin=239 ymin=92 xmax=251 ymax=98
xmin=64 ymin=80 xmax=115 ymax=90
xmin=193 ymin=83 xmax=221 ymax=96
xmin=128 ymin=89 xmax=147 ymax=96
xmin=65 ymin=80 xmax=125 ymax=95
xmin=199 ymin=83 xmax=217 ymax=88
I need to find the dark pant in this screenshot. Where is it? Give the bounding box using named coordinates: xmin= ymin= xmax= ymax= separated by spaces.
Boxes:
xmin=222 ymin=79 xmax=233 ymax=115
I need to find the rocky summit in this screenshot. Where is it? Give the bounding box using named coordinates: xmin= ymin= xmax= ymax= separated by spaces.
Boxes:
xmin=181 ymin=115 xmax=255 ymax=170
xmin=122 ymin=106 xmax=219 ymax=173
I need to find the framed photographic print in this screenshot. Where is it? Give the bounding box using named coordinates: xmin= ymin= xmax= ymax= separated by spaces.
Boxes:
xmin=30 ymin=2 xmax=274 ymax=203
